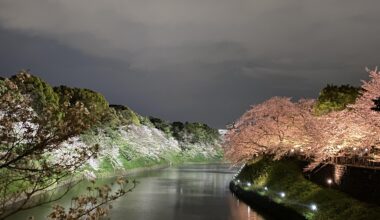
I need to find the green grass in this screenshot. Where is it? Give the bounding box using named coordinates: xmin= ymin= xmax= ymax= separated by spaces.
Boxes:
xmin=236 ymin=158 xmax=380 ymax=220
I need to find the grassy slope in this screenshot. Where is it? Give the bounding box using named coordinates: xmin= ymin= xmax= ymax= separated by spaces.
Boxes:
xmin=236 ymin=158 xmax=380 ymax=220
xmin=96 ymin=148 xmax=223 ymax=173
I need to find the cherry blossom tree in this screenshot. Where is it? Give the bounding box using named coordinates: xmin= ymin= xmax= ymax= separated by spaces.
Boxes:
xmin=305 ymin=109 xmax=377 ymax=170
xmin=224 ymin=97 xmax=316 ymax=163
xmin=224 ymin=68 xmax=380 ymax=170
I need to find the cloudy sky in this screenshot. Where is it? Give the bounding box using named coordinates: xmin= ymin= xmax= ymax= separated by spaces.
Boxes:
xmin=0 ymin=0 xmax=379 ymax=127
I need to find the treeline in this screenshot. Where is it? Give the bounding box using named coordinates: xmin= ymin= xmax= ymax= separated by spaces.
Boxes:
xmin=148 ymin=117 xmax=219 ymax=145
xmin=0 ymin=71 xmax=221 ymax=219
xmin=5 ymin=71 xmax=220 ymax=144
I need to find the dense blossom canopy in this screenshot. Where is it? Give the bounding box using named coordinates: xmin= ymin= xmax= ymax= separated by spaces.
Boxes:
xmin=224 ymin=69 xmax=380 ymax=169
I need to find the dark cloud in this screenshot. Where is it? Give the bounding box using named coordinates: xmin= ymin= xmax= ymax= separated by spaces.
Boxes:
xmin=0 ymin=0 xmax=379 ymax=127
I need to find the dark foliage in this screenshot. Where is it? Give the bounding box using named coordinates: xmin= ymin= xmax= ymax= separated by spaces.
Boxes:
xmin=149 ymin=117 xmax=219 ymax=144
xmin=371 ymin=97 xmax=380 ymax=111
xmin=314 ymin=84 xmax=360 ymax=115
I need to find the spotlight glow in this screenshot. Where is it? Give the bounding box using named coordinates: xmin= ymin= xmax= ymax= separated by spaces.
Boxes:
xmin=327 ymin=178 xmax=333 ymax=185
xmin=310 ymin=203 xmax=318 ymax=211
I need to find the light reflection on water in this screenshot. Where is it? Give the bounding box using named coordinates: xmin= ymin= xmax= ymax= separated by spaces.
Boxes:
xmin=228 ymin=194 xmax=265 ymax=220
xmin=10 ymin=163 xmax=267 ymax=220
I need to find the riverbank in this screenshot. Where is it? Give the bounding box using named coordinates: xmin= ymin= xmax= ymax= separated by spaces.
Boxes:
xmin=232 ymin=158 xmax=380 ymax=220
xmin=230 ymin=181 xmax=306 ymax=220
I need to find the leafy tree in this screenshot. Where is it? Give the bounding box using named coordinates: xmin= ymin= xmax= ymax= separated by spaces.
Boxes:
xmin=149 ymin=117 xmax=172 ymax=135
xmin=109 ymin=105 xmax=140 ymax=125
xmin=9 ymin=71 xmax=60 ymax=114
xmin=54 ymin=85 xmax=109 ymax=122
xmin=171 ymin=121 xmax=185 ymax=141
xmin=148 ymin=117 xmax=220 ymax=144
xmin=314 ymin=84 xmax=360 ymax=115
xmin=183 ymin=122 xmax=219 ymax=144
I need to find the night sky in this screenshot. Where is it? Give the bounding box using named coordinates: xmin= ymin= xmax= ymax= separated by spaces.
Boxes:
xmin=1 ymin=0 xmax=379 ymax=128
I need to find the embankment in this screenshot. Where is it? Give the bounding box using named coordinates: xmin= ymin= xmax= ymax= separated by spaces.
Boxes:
xmin=231 ymin=158 xmax=380 ymax=220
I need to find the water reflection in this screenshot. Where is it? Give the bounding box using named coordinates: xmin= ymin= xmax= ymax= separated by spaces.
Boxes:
xmin=228 ymin=194 xmax=265 ymax=220
xmin=10 ymin=163 xmax=266 ymax=220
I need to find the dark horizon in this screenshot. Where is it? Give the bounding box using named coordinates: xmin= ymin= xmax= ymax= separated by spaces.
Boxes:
xmin=1 ymin=0 xmax=379 ymax=128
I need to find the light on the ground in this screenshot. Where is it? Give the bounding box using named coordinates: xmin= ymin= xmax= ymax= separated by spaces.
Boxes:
xmin=310 ymin=203 xmax=318 ymax=211
xmin=327 ymin=178 xmax=333 ymax=185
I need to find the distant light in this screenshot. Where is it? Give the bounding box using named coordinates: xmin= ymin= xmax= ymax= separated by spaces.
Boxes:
xmin=310 ymin=203 xmax=318 ymax=211
xmin=327 ymin=178 xmax=333 ymax=185
xmin=279 ymin=192 xmax=286 ymax=198
xmin=247 ymin=182 xmax=251 ymax=187
xmin=264 ymin=186 xmax=268 ymax=191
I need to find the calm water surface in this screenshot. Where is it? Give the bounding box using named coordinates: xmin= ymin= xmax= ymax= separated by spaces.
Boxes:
xmin=10 ymin=163 xmax=267 ymax=220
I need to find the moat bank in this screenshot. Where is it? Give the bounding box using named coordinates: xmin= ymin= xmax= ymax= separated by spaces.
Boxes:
xmin=233 ymin=158 xmax=380 ymax=220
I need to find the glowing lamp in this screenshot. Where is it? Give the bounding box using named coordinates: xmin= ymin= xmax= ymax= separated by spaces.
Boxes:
xmin=310 ymin=203 xmax=318 ymax=211
xmin=327 ymin=178 xmax=333 ymax=185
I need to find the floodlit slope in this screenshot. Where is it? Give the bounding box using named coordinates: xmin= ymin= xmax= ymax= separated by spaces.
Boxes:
xmin=1 ymin=72 xmax=223 ymax=178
